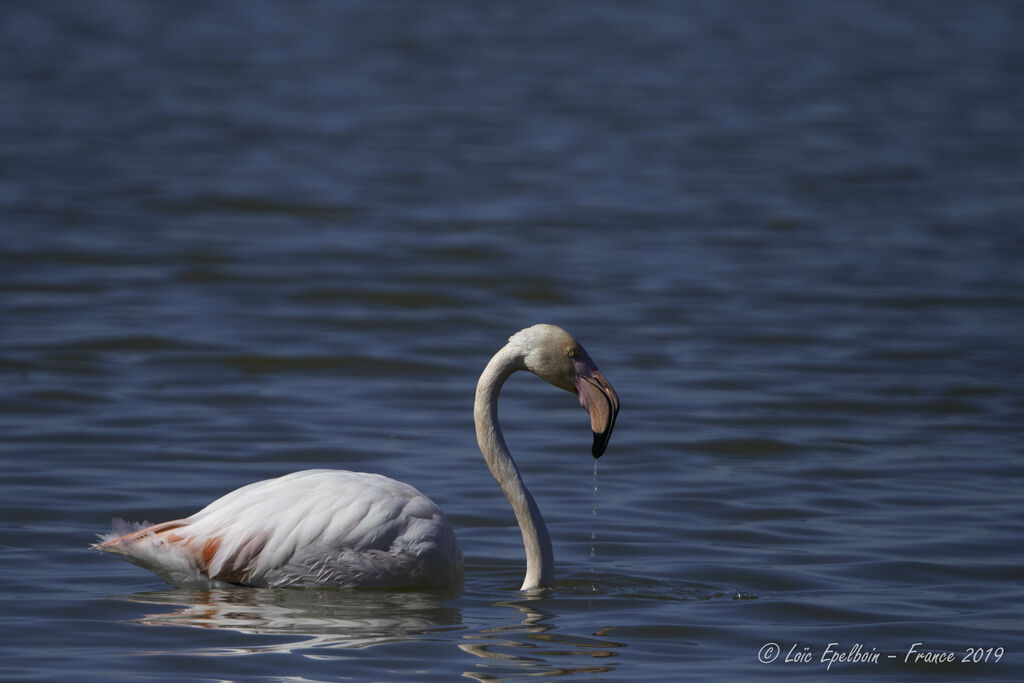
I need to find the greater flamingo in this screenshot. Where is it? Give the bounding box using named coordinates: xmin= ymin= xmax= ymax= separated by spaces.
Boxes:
xmin=94 ymin=324 xmax=619 ymax=590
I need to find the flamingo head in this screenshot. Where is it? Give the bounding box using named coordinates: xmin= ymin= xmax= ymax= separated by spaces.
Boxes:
xmin=510 ymin=324 xmax=620 ymax=458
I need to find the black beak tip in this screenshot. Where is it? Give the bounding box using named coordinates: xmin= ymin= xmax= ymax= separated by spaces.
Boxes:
xmin=592 ymin=432 xmax=606 ymax=459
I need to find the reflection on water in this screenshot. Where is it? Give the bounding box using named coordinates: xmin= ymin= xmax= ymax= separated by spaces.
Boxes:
xmin=121 ymin=587 xmax=461 ymax=654
xmin=459 ymin=597 xmax=623 ymax=681
xmin=118 ymin=587 xmax=625 ymax=678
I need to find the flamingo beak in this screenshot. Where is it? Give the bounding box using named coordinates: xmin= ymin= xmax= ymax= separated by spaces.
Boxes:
xmin=574 ymin=359 xmax=620 ymax=458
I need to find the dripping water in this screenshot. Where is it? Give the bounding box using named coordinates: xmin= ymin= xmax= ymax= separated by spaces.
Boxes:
xmin=589 ymin=459 xmax=599 ymax=590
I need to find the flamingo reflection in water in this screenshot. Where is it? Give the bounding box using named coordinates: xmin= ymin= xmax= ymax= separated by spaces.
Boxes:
xmin=118 ymin=587 xmax=625 ymax=677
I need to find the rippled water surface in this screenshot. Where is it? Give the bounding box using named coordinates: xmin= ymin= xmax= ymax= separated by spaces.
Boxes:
xmin=3 ymin=2 xmax=1024 ymax=681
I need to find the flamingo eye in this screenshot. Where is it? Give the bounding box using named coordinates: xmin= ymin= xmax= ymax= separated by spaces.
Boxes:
xmin=567 ymin=349 xmax=577 ymax=358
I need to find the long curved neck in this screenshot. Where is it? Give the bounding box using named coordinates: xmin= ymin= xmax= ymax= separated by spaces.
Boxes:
xmin=474 ymin=344 xmax=554 ymax=590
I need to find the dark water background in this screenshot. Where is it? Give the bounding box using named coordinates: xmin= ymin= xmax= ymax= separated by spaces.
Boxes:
xmin=2 ymin=1 xmax=1023 ymax=680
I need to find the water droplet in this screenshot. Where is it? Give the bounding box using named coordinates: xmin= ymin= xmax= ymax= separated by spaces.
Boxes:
xmin=590 ymin=459 xmax=599 ymax=562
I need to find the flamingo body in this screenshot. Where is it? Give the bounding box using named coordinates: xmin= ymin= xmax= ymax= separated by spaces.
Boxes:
xmin=95 ymin=470 xmax=462 ymax=589
xmin=95 ymin=324 xmax=618 ymax=590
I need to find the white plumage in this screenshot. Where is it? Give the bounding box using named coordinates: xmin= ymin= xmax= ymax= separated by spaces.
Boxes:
xmin=94 ymin=325 xmax=619 ymax=590
xmin=97 ymin=470 xmax=461 ymax=589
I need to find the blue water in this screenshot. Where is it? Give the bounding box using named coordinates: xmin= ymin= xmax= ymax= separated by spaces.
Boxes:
xmin=3 ymin=2 xmax=1023 ymax=680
